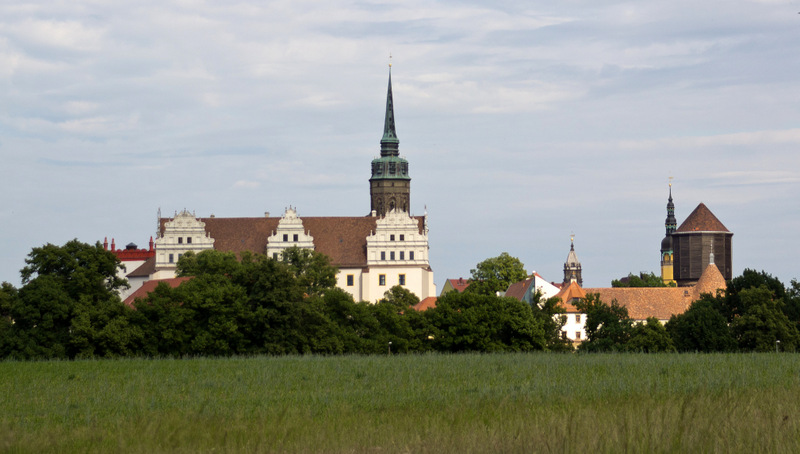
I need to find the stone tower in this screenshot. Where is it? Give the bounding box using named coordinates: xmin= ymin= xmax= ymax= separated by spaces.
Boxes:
xmin=563 ymin=236 xmax=583 ymax=287
xmin=660 ymin=183 xmax=677 ymax=284
xmin=370 ymin=67 xmax=410 ymax=216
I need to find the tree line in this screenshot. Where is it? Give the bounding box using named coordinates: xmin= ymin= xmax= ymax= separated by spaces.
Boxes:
xmin=0 ymin=241 xmax=797 ymax=359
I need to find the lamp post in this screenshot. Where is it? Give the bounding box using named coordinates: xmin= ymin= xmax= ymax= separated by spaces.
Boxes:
xmin=388 ymin=341 xmax=392 ymax=355
xmin=776 ymin=340 xmax=781 ymax=353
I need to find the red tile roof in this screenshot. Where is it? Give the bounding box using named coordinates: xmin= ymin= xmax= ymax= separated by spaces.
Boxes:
xmin=123 ymin=277 xmax=193 ymax=307
xmin=676 ymin=203 xmax=730 ymax=233
xmin=159 ymin=215 xmax=425 ymax=268
xmin=504 ymin=278 xmax=533 ymax=301
xmin=446 ymin=278 xmax=470 ymax=292
xmin=413 ymin=296 xmax=438 ymax=311
xmin=582 ymin=287 xmax=693 ymax=321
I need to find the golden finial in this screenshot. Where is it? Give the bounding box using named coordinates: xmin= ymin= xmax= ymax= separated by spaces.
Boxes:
xmin=668 ymin=176 xmax=674 ymax=187
xmin=389 ymin=53 xmax=393 ymax=68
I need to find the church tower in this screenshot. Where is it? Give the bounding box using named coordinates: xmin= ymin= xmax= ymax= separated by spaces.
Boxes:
xmin=660 ymin=183 xmax=677 ymax=284
xmin=563 ymin=236 xmax=583 ymax=287
xmin=370 ymin=65 xmax=410 ymax=216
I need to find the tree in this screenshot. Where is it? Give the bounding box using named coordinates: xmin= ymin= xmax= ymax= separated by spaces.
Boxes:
xmin=6 ymin=240 xmax=138 ymax=359
xmin=574 ymin=293 xmax=633 ymax=352
xmin=378 ymin=285 xmax=420 ymax=308
xmin=716 ymin=269 xmax=786 ymax=322
xmin=665 ymin=296 xmax=736 ymax=352
xmin=425 ymin=291 xmax=546 ymax=352
xmin=612 ymin=272 xmax=674 ymax=288
xmin=466 ymin=252 xmax=527 ymax=296
xmin=626 ymin=318 xmax=675 ymax=352
xmin=280 ymin=247 xmax=338 ymax=296
xmin=731 ymin=287 xmax=800 ymax=352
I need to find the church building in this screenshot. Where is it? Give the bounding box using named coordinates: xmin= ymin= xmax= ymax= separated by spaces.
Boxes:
xmin=121 ymin=68 xmax=436 ymax=303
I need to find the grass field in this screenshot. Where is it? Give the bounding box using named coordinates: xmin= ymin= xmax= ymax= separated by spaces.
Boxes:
xmin=1 ymin=353 xmax=798 ymax=453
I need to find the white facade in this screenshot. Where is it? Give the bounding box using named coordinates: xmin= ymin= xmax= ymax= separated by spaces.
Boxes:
xmin=266 ymin=207 xmax=314 ymax=260
xmin=340 ymin=209 xmax=436 ymax=303
xmin=561 ymin=312 xmax=587 ymax=343
xmin=153 ymin=210 xmax=215 ymax=279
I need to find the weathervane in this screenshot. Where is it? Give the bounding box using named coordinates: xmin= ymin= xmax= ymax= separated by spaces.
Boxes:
xmin=669 ymin=175 xmax=674 ymax=187
xmin=388 ymin=53 xmax=392 ymax=68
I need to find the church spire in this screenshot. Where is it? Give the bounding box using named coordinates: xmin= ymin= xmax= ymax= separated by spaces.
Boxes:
xmin=380 ymin=67 xmax=399 ymax=157
xmin=660 ymin=180 xmax=676 ymax=284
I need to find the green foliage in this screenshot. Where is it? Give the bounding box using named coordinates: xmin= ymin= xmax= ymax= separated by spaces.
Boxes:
xmin=626 ymin=318 xmax=675 ymax=352
xmin=4 ymin=240 xmax=138 ymax=359
xmin=425 ymin=291 xmax=546 ymax=352
xmin=716 ymin=269 xmax=787 ymax=322
xmin=731 ymin=287 xmax=800 ymax=352
xmin=666 ymin=297 xmax=736 ymax=352
xmin=612 ymin=272 xmax=674 ymax=287
xmin=280 ymin=247 xmax=338 ymax=296
xmin=466 ymin=252 xmax=527 ymax=296
xmin=574 ymin=293 xmax=634 ymax=352
xmin=378 ymin=285 xmax=420 ymax=308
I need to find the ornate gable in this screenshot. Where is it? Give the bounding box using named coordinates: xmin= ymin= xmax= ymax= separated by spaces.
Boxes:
xmin=366 ymin=209 xmax=429 ymax=266
xmin=266 ymin=207 xmax=315 ymax=260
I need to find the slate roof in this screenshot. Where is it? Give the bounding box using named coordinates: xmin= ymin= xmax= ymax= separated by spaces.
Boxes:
xmin=159 ymin=215 xmax=425 ymax=268
xmin=127 ymin=256 xmax=156 ymax=277
xmin=676 ymin=203 xmax=730 ymax=233
xmin=123 ymin=277 xmax=193 ymax=307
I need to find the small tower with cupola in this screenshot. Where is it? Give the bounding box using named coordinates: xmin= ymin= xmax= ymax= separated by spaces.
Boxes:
xmin=563 ymin=235 xmax=583 ymax=287
xmin=660 ymin=182 xmax=677 ymax=284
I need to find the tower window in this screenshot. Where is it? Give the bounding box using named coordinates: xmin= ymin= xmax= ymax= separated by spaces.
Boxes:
xmin=389 ymin=162 xmax=396 ymax=174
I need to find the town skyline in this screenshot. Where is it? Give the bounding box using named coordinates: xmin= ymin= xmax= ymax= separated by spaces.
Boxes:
xmin=1 ymin=0 xmax=798 ymax=290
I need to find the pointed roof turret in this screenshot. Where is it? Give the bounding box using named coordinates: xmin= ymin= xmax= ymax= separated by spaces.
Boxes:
xmin=380 ymin=68 xmax=399 ymax=157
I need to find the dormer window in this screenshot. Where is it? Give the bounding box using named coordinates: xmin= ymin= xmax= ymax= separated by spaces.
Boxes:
xmin=187 ymin=237 xmax=192 ymax=244
xmin=293 ymin=234 xmax=299 ymax=242
xmin=178 ymin=237 xmax=183 ymax=244
xmin=399 ymin=234 xmax=404 ymax=241
xmin=283 ymin=234 xmax=288 ymax=242
xmin=390 ymin=235 xmax=395 ymax=241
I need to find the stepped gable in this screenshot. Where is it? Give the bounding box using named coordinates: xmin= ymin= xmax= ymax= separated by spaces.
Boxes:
xmin=159 ymin=215 xmax=425 ymax=268
xmin=693 ymin=263 xmax=726 ymax=299
xmin=676 ymin=203 xmax=729 ymax=233
xmin=581 ymin=287 xmax=693 ymax=321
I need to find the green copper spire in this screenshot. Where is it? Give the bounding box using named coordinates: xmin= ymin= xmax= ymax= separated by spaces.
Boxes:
xmin=380 ymin=69 xmax=399 ymax=156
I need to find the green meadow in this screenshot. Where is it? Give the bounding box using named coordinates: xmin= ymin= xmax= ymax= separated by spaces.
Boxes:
xmin=1 ymin=353 xmax=798 ymax=453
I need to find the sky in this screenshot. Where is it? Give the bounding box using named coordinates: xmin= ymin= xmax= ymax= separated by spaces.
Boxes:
xmin=1 ymin=0 xmax=799 ymax=291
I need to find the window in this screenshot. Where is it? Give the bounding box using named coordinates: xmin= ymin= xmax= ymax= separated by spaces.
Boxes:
xmin=347 ymin=275 xmax=354 ymax=286
xmin=399 ymin=251 xmax=404 ymax=260
xmin=283 ymin=234 xmax=288 ymax=242
xmin=390 ymin=234 xmax=395 ymax=241
xmin=178 ymin=253 xmax=182 ymax=260
xmin=381 ymin=251 xmax=386 ymax=260
xmin=575 ymin=332 xmax=582 ymax=340
xmin=409 ymin=251 xmax=414 ymax=260
xmin=379 ymin=275 xmax=386 ymax=286
xmin=168 ymin=253 xmax=174 ymax=263
xmin=187 ymin=237 xmax=192 ymax=244
xmin=390 ymin=251 xmax=395 ymax=260
xmin=576 ymin=314 xmax=581 ymax=323
xmin=399 ymin=234 xmax=404 ymax=241
xmin=178 ymin=237 xmax=183 ymax=244
xmin=293 ymin=234 xmax=298 ymax=242
xmin=273 ymin=253 xmax=279 ymax=260
xmin=399 ymin=274 xmax=406 ymax=285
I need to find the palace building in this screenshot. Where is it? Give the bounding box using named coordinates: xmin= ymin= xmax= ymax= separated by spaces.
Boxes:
xmin=119 ymin=68 xmax=436 ymax=303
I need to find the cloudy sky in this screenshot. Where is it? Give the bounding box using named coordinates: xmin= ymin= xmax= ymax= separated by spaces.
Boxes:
xmin=2 ymin=0 xmax=799 ymax=290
